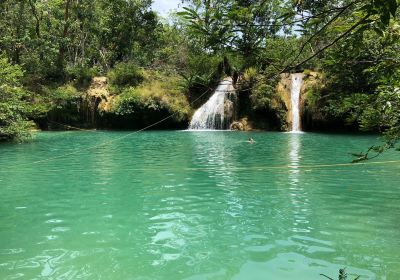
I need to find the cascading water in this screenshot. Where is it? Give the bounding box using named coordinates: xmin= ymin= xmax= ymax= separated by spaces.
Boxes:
xmin=290 ymin=73 xmax=304 ymax=132
xmin=189 ymin=77 xmax=235 ymax=130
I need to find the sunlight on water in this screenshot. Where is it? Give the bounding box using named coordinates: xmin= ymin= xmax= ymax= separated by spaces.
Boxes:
xmin=0 ymin=131 xmax=399 ymax=279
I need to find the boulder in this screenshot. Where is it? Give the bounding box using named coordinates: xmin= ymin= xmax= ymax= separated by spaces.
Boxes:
xmin=230 ymin=121 xmax=244 ymax=131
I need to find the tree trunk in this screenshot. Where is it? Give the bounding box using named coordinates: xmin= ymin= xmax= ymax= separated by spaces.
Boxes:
xmin=28 ymin=0 xmax=41 ymax=38
xmin=13 ymin=0 xmax=26 ymax=64
xmin=57 ymin=0 xmax=72 ymax=72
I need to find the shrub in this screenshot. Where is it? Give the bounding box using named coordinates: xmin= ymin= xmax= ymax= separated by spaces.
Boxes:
xmin=0 ymin=56 xmax=34 ymax=141
xmin=52 ymin=85 xmax=81 ymax=107
xmin=303 ymin=69 xmax=312 ymax=76
xmin=242 ymin=67 xmax=258 ymax=87
xmin=43 ymin=85 xmax=85 ymax=125
xmin=241 ymin=67 xmax=278 ymax=111
xmin=66 ymin=65 xmax=99 ymax=87
xmin=111 ymin=72 xmax=190 ymax=122
xmin=108 ymin=62 xmax=144 ymax=88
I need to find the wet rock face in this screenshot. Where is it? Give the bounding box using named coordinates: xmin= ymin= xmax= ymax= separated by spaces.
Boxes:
xmin=277 ymin=73 xmax=306 ymax=131
xmin=224 ymin=99 xmax=234 ymax=128
xmin=224 ymin=86 xmax=238 ymax=129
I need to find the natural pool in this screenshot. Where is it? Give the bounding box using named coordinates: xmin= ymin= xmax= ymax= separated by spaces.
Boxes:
xmin=0 ymin=131 xmax=399 ymax=279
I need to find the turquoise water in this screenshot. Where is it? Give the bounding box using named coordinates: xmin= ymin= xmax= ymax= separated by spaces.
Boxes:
xmin=0 ymin=131 xmax=399 ymax=280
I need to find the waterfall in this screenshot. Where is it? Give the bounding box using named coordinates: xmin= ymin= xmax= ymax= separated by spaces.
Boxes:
xmin=290 ymin=73 xmax=304 ymax=132
xmin=189 ymin=77 xmax=235 ymax=130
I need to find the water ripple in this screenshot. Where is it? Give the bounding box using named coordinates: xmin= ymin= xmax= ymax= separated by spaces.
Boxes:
xmin=0 ymin=131 xmax=399 ymax=279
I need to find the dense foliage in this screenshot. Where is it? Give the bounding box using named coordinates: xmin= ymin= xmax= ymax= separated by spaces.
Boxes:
xmin=109 ymin=71 xmax=191 ymax=123
xmin=0 ymin=0 xmax=399 ymax=146
xmin=0 ymin=57 xmax=36 ymax=141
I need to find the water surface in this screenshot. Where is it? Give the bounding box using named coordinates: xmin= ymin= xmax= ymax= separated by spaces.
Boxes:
xmin=0 ymin=131 xmax=399 ymax=279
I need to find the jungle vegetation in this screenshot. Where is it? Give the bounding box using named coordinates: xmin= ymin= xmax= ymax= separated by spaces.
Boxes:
xmin=0 ymin=0 xmax=399 ymax=152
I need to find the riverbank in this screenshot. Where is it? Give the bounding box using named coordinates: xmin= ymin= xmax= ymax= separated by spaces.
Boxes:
xmin=30 ymin=72 xmax=364 ymax=134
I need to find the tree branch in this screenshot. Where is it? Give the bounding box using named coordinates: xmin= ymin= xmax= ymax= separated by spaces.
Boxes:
xmin=284 ymin=13 xmax=371 ymax=73
xmin=281 ymin=0 xmax=360 ymax=73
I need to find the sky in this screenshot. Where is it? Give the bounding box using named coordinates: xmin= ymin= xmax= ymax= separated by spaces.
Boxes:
xmin=152 ymin=0 xmax=182 ymax=17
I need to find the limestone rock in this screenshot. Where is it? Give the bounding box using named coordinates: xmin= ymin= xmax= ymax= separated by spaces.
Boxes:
xmin=230 ymin=121 xmax=244 ymax=131
xmin=230 ymin=118 xmax=252 ymax=131
xmin=87 ymin=76 xmax=113 ymax=112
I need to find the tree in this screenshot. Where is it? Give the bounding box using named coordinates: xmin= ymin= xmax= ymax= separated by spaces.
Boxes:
xmin=0 ymin=56 xmax=33 ymax=141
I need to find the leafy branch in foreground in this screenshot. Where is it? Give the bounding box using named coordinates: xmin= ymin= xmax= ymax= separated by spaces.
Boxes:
xmin=351 ymin=144 xmax=392 ymax=163
xmin=321 ymin=268 xmax=360 ymax=280
xmin=351 ymin=132 xmax=400 ymax=163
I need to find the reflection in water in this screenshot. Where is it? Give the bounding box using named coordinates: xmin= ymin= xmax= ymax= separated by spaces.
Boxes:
xmin=1 ymin=131 xmax=398 ymax=279
xmin=288 ymin=134 xmax=311 ymax=234
xmin=289 ymin=133 xmax=301 ymax=175
xmin=144 ymin=132 xmax=244 ymax=271
xmin=190 ymin=132 xmax=243 ymax=219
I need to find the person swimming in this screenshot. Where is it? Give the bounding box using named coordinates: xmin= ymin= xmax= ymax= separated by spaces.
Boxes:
xmin=248 ymin=137 xmax=255 ymax=144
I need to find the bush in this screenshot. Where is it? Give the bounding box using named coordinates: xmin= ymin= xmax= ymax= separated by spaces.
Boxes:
xmin=111 ymin=72 xmax=190 ymax=122
xmin=44 ymin=84 xmax=85 ymax=125
xmin=241 ymin=67 xmax=278 ymax=111
xmin=51 ymin=85 xmax=81 ymax=107
xmin=66 ymin=65 xmax=99 ymax=87
xmin=303 ymin=69 xmax=312 ymax=76
xmin=242 ymin=67 xmax=258 ymax=87
xmin=108 ymin=62 xmax=144 ymax=88
xmin=0 ymin=56 xmax=34 ymax=141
